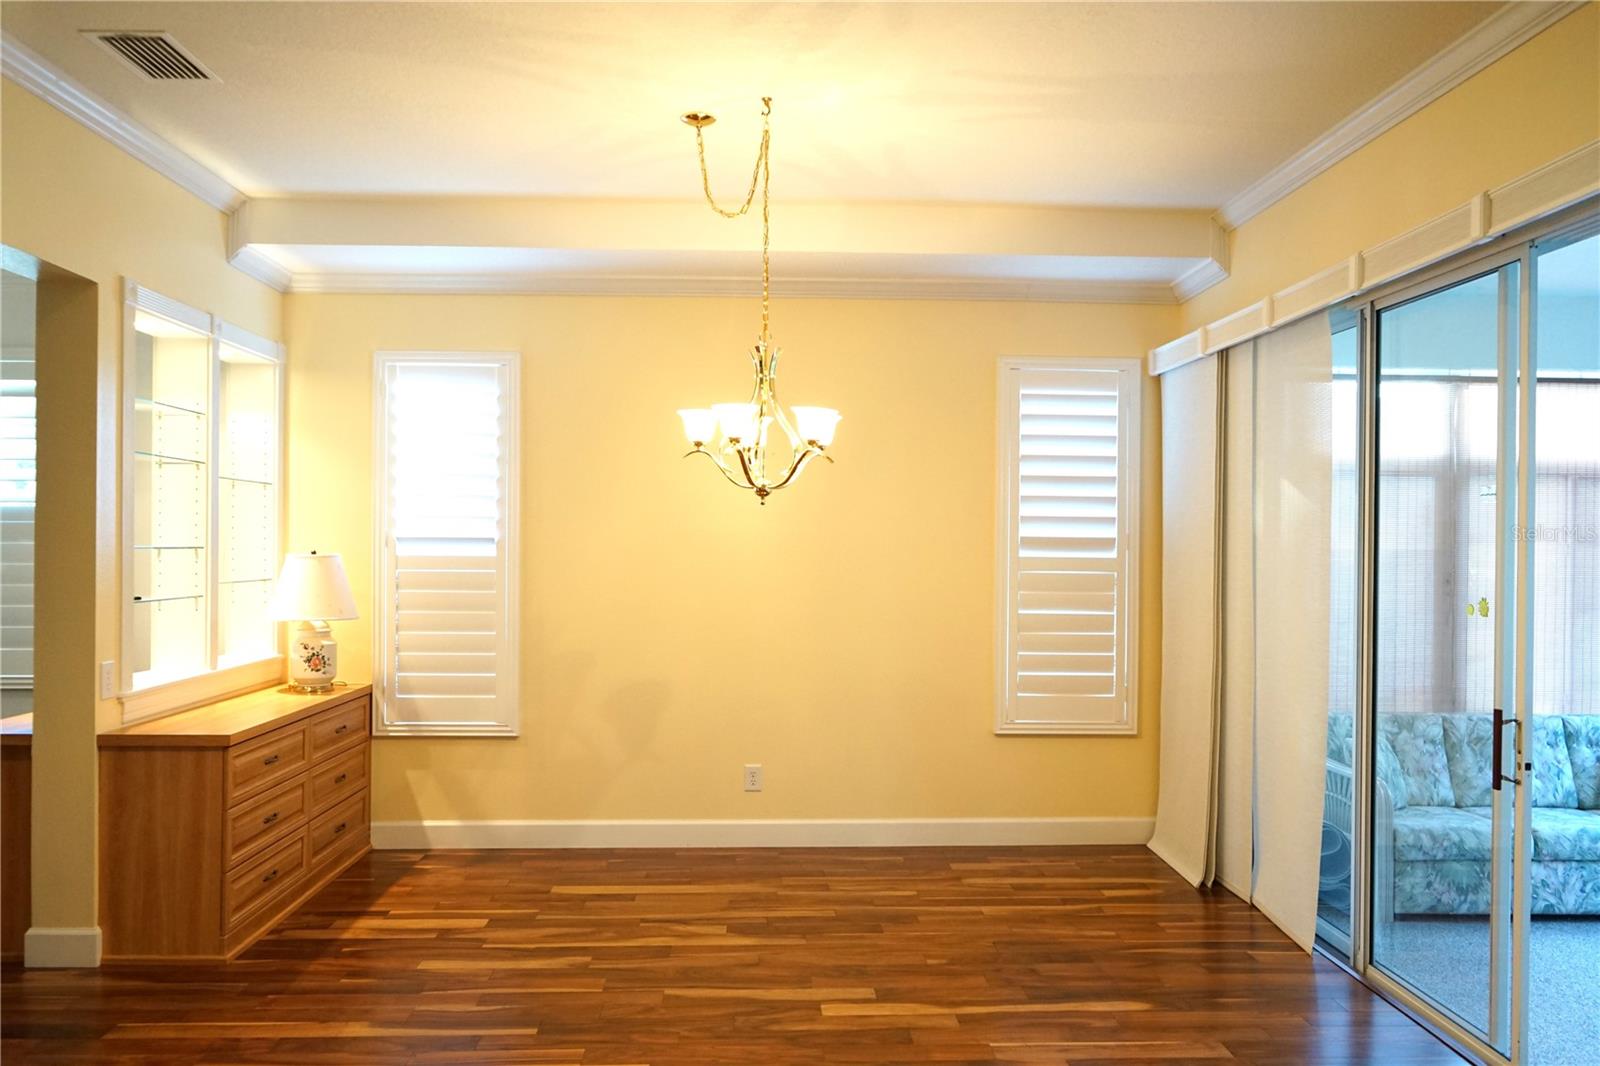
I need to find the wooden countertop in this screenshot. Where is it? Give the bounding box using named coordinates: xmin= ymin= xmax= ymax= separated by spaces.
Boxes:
xmin=98 ymin=684 xmax=372 ymax=749
xmin=1 ymin=713 xmax=32 ymax=746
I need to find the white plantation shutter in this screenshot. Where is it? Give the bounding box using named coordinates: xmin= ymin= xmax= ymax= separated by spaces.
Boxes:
xmin=375 ymin=352 xmax=519 ymax=736
xmin=997 ymin=359 xmax=1141 ymax=733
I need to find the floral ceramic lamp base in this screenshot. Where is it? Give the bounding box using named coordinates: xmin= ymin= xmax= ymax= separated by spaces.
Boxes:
xmin=289 ymin=619 xmax=339 ymax=693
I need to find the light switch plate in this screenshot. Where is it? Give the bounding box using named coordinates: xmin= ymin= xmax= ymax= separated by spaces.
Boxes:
xmin=100 ymin=661 xmax=117 ymax=700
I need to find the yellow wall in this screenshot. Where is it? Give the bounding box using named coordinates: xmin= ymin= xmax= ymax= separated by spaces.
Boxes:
xmin=1181 ymin=3 xmax=1600 ymax=332
xmin=286 ymin=293 xmax=1174 ymax=822
xmin=0 ymin=79 xmax=282 ymax=939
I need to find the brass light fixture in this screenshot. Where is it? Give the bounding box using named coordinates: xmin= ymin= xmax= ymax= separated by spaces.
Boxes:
xmin=675 ymin=98 xmax=840 ymax=504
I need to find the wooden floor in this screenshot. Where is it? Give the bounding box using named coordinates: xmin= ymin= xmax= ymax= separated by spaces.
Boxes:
xmin=2 ymin=846 xmax=1461 ymax=1065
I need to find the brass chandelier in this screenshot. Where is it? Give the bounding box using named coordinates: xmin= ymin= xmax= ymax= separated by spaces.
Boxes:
xmin=675 ymin=98 xmax=840 ymax=504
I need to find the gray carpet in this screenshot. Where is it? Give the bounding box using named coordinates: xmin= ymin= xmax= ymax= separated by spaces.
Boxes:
xmin=1379 ymin=917 xmax=1600 ymax=1065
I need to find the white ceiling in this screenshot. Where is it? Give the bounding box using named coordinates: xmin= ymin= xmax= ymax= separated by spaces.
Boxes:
xmin=2 ymin=1 xmax=1502 ymax=207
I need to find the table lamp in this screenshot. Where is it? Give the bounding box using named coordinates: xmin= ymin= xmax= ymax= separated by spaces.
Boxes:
xmin=270 ymin=551 xmax=359 ymax=692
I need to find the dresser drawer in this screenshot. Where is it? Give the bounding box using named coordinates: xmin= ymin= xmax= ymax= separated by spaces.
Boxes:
xmin=226 ymin=776 xmax=309 ymax=866
xmin=308 ymin=698 xmax=369 ymax=763
xmin=309 ymin=742 xmax=367 ymax=810
xmin=228 ymin=726 xmax=308 ymax=802
xmin=225 ymin=832 xmax=306 ymax=929
xmin=309 ymin=791 xmax=368 ymax=866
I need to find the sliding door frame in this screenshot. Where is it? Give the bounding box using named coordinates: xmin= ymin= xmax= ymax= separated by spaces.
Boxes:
xmin=1331 ymin=197 xmax=1598 ymax=1066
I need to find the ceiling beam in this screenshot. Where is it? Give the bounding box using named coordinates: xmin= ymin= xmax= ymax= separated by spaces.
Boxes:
xmin=230 ymin=196 xmax=1222 ymax=261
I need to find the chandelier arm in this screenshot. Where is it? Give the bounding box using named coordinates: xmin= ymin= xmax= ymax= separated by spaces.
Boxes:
xmin=687 ymin=447 xmax=758 ymax=490
xmin=768 ymin=446 xmax=819 ymax=492
xmin=733 ymin=444 xmax=765 ymax=492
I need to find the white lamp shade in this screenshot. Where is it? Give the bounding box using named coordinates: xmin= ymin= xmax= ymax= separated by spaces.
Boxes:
xmin=677 ymin=408 xmax=717 ymax=444
xmin=793 ymin=406 xmax=842 ymax=446
xmin=270 ymin=552 xmax=359 ymax=621
xmin=712 ymin=402 xmax=759 ymax=442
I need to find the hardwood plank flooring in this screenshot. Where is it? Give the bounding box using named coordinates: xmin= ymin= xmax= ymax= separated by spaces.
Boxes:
xmin=1 ymin=846 xmax=1461 ymax=1065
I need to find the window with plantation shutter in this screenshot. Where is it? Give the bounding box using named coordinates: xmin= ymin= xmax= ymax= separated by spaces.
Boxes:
xmin=996 ymin=358 xmax=1141 ymax=734
xmin=374 ymin=352 xmax=519 ymax=736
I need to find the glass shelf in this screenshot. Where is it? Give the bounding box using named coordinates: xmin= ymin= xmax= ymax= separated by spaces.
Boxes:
xmin=133 ymin=449 xmax=206 ymax=466
xmin=221 ymin=576 xmax=273 ymax=585
xmin=134 ymin=397 xmax=205 ymax=417
xmin=219 ymin=474 xmax=273 ymax=486
xmin=131 ymin=593 xmax=204 ymax=606
xmin=133 ymin=544 xmax=204 ymax=551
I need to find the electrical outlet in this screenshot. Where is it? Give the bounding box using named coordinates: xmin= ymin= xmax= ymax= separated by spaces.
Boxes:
xmin=99 ymin=661 xmax=117 ymax=700
xmin=743 ymin=764 xmax=763 ymax=792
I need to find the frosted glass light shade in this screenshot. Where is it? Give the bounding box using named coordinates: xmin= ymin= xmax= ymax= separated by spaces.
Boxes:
xmin=270 ymin=551 xmax=359 ymax=621
xmin=712 ymin=403 xmax=759 ymax=442
xmin=677 ymin=408 xmax=717 ymax=444
xmin=793 ymin=406 xmax=842 ymax=446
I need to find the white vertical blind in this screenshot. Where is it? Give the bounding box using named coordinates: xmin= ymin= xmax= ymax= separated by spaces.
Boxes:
xmin=1251 ymin=313 xmax=1335 ymax=950
xmin=996 ymin=359 xmax=1140 ymax=734
xmin=1148 ymin=354 xmax=1222 ymax=887
xmin=375 ymin=353 xmax=518 ymax=736
xmin=1218 ymin=348 xmax=1256 ymax=898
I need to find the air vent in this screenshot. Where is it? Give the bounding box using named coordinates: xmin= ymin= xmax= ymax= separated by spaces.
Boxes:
xmin=87 ymin=32 xmax=213 ymax=80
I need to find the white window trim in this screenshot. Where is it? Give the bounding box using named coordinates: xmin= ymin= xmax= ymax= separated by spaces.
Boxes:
xmin=118 ymin=280 xmax=286 ymax=724
xmin=994 ymin=356 xmax=1142 ymax=736
xmin=372 ymin=350 xmax=520 ymax=738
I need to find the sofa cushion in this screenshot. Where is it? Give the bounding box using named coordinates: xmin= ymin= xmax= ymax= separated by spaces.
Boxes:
xmin=1392 ymin=806 xmax=1492 ymax=862
xmin=1563 ymin=716 xmax=1600 ymax=810
xmin=1326 ymin=712 xmax=1408 ymax=810
xmin=1380 ymin=714 xmax=1456 ymax=807
xmin=1531 ymin=717 xmax=1579 ymax=809
xmin=1530 ymin=808 xmax=1600 ymax=861
xmin=1441 ymin=714 xmax=1494 ymax=808
xmin=1376 ymin=737 xmax=1410 ymax=812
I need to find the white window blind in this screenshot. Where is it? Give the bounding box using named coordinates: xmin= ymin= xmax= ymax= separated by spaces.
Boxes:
xmin=996 ymin=359 xmax=1141 ymax=734
xmin=375 ymin=352 xmax=519 ymax=736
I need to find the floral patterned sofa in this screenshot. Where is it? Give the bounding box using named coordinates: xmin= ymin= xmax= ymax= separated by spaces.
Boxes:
xmin=1325 ymin=712 xmax=1600 ymax=916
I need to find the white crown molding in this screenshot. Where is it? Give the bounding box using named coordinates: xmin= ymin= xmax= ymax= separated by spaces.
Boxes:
xmin=1170 ymin=218 xmax=1231 ymax=300
xmin=285 ymin=270 xmax=1179 ymax=304
xmin=1170 ymin=259 xmax=1228 ymax=302
xmin=1216 ymin=1 xmax=1584 ymax=230
xmin=1149 ymin=140 xmax=1599 ymax=374
xmin=370 ymin=816 xmax=1156 ymax=850
xmin=228 ymin=246 xmax=293 ymax=292
xmin=1 ymin=31 xmax=242 ymax=212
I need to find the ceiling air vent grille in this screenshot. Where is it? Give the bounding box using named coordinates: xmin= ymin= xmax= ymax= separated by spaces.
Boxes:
xmin=89 ymin=32 xmax=213 ymax=80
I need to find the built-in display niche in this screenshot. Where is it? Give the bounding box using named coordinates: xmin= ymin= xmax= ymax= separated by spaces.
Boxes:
xmin=123 ymin=282 xmax=283 ymax=720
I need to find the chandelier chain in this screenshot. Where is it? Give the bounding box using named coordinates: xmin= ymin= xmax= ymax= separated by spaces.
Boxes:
xmin=693 ymin=97 xmax=772 ymax=345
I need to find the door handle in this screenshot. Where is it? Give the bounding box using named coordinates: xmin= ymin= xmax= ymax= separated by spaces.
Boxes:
xmin=1492 ymin=706 xmax=1521 ymax=791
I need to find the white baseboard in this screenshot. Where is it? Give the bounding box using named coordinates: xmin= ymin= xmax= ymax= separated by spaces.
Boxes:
xmin=370 ymin=817 xmax=1155 ymax=851
xmin=23 ymin=926 xmax=102 ymax=968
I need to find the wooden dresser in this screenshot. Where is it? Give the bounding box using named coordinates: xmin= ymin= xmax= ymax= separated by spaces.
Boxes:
xmin=1 ymin=713 xmax=31 ymax=961
xmin=98 ymin=684 xmax=372 ymax=962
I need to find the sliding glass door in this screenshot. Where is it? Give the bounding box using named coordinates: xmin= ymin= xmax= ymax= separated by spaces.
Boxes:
xmin=1524 ymin=227 xmax=1599 ymax=1066
xmin=1336 ymin=212 xmax=1599 ymax=1065
xmin=1367 ymin=257 xmax=1523 ymax=1055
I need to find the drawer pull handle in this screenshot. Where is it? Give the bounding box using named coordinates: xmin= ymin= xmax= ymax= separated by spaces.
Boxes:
xmin=261 ymin=868 xmax=279 ymax=884
xmin=334 ymin=822 xmax=347 ymax=835
xmin=335 ymin=773 xmax=348 ymax=784
xmin=334 ymin=724 xmax=350 ymax=735
xmin=263 ymin=754 xmax=280 ymax=766
xmin=261 ymin=812 xmax=279 ymax=826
